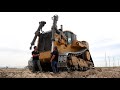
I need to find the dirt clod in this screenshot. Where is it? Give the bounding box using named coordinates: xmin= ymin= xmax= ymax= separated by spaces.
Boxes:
xmin=0 ymin=67 xmax=120 ymax=78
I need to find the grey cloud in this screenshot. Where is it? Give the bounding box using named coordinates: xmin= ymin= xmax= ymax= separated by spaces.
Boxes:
xmin=91 ymin=43 xmax=120 ymax=52
xmin=0 ymin=47 xmax=28 ymax=53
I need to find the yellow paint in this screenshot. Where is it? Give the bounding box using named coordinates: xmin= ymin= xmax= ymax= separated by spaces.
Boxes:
xmin=38 ymin=32 xmax=89 ymax=63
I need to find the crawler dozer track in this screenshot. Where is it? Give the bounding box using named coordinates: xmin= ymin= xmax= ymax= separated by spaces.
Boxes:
xmin=58 ymin=49 xmax=94 ymax=71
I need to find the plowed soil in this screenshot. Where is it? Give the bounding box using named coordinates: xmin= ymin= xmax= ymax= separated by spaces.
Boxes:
xmin=0 ymin=67 xmax=120 ymax=78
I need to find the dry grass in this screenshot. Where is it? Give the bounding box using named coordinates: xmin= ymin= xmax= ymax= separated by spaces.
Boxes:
xmin=0 ymin=67 xmax=120 ymax=78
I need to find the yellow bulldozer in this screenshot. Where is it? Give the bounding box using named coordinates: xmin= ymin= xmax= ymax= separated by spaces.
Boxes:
xmin=28 ymin=15 xmax=94 ymax=72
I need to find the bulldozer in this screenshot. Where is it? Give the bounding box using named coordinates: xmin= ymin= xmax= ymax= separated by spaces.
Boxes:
xmin=28 ymin=15 xmax=94 ymax=72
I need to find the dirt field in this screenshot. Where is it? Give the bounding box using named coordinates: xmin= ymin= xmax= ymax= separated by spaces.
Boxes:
xmin=0 ymin=67 xmax=120 ymax=78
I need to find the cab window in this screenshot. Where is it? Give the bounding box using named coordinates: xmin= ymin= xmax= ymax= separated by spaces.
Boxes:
xmin=63 ymin=31 xmax=76 ymax=44
xmin=67 ymin=32 xmax=72 ymax=44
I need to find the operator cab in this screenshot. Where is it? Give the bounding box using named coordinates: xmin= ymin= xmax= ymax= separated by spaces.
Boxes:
xmin=63 ymin=31 xmax=76 ymax=44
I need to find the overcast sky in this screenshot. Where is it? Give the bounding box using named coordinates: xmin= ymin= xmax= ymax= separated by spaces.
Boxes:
xmin=0 ymin=12 xmax=120 ymax=68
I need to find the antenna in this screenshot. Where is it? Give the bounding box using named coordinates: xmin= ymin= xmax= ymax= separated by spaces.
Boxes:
xmin=113 ymin=57 xmax=115 ymax=67
xmin=108 ymin=56 xmax=110 ymax=67
xmin=118 ymin=57 xmax=119 ymax=66
xmin=105 ymin=52 xmax=107 ymax=67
